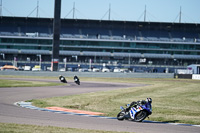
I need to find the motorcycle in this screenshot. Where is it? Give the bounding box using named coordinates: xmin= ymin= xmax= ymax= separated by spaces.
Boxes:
xmin=74 ymin=76 xmax=80 ymax=85
xmin=117 ymin=100 xmax=152 ymax=122
xmin=59 ymin=76 xmax=67 ymax=83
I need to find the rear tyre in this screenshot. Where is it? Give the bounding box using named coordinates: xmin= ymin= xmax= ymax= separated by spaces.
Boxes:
xmin=117 ymin=111 xmax=125 ymax=121
xmin=134 ymin=111 xmax=147 ymax=122
xmin=75 ymin=81 xmax=80 ymax=85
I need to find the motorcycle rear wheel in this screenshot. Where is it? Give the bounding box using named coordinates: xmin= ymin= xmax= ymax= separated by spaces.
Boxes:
xmin=117 ymin=111 xmax=125 ymax=121
xmin=75 ymin=81 xmax=80 ymax=85
xmin=134 ymin=111 xmax=147 ymax=122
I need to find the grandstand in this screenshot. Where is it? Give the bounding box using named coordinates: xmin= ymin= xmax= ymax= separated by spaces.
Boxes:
xmin=0 ymin=16 xmax=200 ymax=72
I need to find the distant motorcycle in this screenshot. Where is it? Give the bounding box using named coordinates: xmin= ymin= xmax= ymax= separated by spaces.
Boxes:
xmin=74 ymin=75 xmax=80 ymax=85
xmin=117 ymin=99 xmax=152 ymax=122
xmin=59 ymin=75 xmax=67 ymax=83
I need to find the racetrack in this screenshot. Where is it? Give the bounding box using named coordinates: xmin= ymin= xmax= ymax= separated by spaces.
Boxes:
xmin=0 ymin=77 xmax=199 ymax=133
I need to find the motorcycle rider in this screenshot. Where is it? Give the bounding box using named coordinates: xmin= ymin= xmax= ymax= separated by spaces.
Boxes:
xmin=74 ymin=75 xmax=79 ymax=81
xmin=74 ymin=75 xmax=80 ymax=85
xmin=59 ymin=75 xmax=67 ymax=83
xmin=125 ymin=98 xmax=152 ymax=112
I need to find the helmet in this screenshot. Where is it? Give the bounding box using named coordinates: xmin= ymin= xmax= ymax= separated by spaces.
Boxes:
xmin=146 ymin=98 xmax=152 ymax=103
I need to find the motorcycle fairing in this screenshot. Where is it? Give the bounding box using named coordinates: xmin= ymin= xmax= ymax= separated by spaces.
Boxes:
xmin=130 ymin=107 xmax=137 ymax=119
xmin=120 ymin=106 xmax=124 ymax=110
xmin=130 ymin=105 xmax=144 ymax=119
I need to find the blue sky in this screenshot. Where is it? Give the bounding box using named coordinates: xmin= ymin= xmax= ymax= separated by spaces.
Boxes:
xmin=1 ymin=0 xmax=200 ymax=23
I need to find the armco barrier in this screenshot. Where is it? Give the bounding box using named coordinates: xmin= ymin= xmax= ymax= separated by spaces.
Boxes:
xmin=174 ymin=74 xmax=192 ymax=79
xmin=0 ymin=71 xmax=174 ymax=78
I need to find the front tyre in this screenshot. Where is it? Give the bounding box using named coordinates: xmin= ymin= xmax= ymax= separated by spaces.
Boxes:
xmin=117 ymin=111 xmax=125 ymax=121
xmin=134 ymin=111 xmax=147 ymax=122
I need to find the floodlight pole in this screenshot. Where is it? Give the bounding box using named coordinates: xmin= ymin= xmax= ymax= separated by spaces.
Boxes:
xmin=51 ymin=0 xmax=61 ymax=71
xmin=179 ymin=6 xmax=182 ymax=23
xmin=36 ymin=0 xmax=39 ymax=18
xmin=73 ymin=2 xmax=75 ymax=19
xmin=0 ymin=0 xmax=2 ymax=16
xmin=144 ymin=5 xmax=146 ymax=22
xmin=108 ymin=4 xmax=111 ymax=20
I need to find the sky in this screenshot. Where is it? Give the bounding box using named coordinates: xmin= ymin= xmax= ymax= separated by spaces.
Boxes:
xmin=1 ymin=0 xmax=200 ymax=23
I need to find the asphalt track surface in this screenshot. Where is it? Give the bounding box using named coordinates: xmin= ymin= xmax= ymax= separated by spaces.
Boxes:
xmin=0 ymin=77 xmax=199 ymax=133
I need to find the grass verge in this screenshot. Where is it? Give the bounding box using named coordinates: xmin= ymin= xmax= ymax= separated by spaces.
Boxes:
xmin=0 ymin=79 xmax=61 ymax=88
xmin=0 ymin=123 xmax=129 ymax=133
xmin=30 ymin=77 xmax=200 ymax=125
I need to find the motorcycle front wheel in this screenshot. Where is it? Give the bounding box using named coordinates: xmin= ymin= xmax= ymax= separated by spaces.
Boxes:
xmin=134 ymin=111 xmax=147 ymax=122
xmin=117 ymin=111 xmax=125 ymax=121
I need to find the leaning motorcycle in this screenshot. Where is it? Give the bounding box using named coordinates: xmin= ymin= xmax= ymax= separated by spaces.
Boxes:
xmin=117 ymin=101 xmax=152 ymax=122
xmin=74 ymin=78 xmax=80 ymax=85
xmin=59 ymin=76 xmax=67 ymax=83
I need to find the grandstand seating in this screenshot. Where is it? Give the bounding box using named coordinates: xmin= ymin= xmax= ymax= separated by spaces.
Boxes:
xmin=143 ymin=53 xmax=171 ymax=58
xmin=0 ymin=49 xmax=18 ymax=54
xmin=0 ymin=17 xmax=199 ymax=43
xmin=82 ymin=51 xmax=111 ymax=56
xmin=59 ymin=50 xmax=80 ymax=56
xmin=0 ymin=16 xmax=200 ymax=67
xmin=113 ymin=52 xmax=142 ymax=58
xmin=20 ymin=49 xmax=51 ymax=55
xmin=173 ymin=54 xmax=200 ymax=59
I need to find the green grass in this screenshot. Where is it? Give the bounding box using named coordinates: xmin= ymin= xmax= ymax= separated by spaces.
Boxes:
xmin=0 ymin=79 xmax=62 ymax=87
xmin=0 ymin=123 xmax=129 ymax=133
xmin=30 ymin=77 xmax=200 ymax=125
xmin=0 ymin=75 xmax=58 ymax=80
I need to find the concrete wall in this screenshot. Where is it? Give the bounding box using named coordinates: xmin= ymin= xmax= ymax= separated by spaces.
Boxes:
xmin=0 ymin=71 xmax=174 ymax=78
